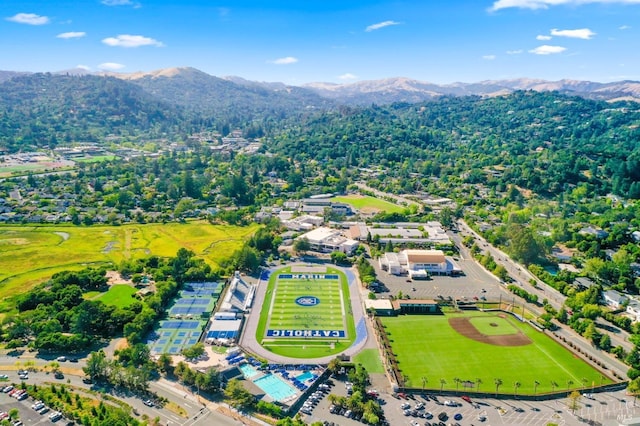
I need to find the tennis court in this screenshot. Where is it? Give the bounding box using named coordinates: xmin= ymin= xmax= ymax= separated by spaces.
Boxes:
xmin=149 ymin=320 xmax=206 ymax=355
xmin=147 ymin=281 xmax=223 ymax=355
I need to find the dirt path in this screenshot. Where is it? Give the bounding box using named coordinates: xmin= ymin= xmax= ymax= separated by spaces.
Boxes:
xmin=449 ymin=316 xmax=532 ymax=347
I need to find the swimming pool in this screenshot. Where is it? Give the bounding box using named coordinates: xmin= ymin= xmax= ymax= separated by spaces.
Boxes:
xmin=239 ymin=363 xmax=259 ymax=379
xmin=254 ymin=373 xmax=297 ymax=401
xmin=296 ymin=371 xmax=314 ymax=382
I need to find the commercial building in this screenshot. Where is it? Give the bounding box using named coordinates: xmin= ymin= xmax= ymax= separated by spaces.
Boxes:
xmin=296 ymin=227 xmax=359 ymax=255
xmin=378 ymin=249 xmax=461 ymax=277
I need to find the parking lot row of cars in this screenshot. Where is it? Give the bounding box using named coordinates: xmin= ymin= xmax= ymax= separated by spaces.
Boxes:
xmin=2 ymin=384 xmax=68 ymax=424
xmin=300 ymin=383 xmax=332 ymax=415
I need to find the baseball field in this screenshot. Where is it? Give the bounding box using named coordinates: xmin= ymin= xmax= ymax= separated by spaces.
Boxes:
xmin=381 ymin=310 xmax=611 ymax=395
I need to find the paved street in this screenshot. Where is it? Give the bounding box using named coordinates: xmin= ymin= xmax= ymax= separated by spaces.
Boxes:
xmin=0 ymin=356 xmax=251 ymax=426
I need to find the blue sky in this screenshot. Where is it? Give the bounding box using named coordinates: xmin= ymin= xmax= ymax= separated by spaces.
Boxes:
xmin=2 ymin=0 xmax=640 ymax=85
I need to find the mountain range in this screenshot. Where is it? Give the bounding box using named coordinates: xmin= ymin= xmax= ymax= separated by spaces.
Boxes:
xmin=2 ymin=67 xmax=640 ymax=107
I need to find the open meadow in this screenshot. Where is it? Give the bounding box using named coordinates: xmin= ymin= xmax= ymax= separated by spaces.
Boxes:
xmin=0 ymin=221 xmax=258 ymax=312
xmin=256 ymin=266 xmax=356 ymax=358
xmin=381 ymin=311 xmax=611 ymax=395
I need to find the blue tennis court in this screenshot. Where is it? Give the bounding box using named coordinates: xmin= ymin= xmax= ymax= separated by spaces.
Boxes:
xmin=175 ymin=298 xmax=210 ymax=305
xmin=170 ymin=306 xmax=208 ymax=316
xmin=161 ymin=320 xmax=201 ymax=329
xmin=181 ymin=289 xmax=216 ymax=297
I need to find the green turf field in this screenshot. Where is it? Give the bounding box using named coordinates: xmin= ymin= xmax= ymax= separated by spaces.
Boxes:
xmin=330 ymin=195 xmax=407 ymax=213
xmin=92 ymin=284 xmax=138 ymax=308
xmin=256 ymin=266 xmax=357 ymax=358
xmin=0 ymin=221 xmax=258 ymax=313
xmin=381 ymin=311 xmax=611 ymax=395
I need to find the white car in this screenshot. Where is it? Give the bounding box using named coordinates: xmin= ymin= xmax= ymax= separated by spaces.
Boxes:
xmin=444 ymin=400 xmax=457 ymax=406
xmin=583 ymin=393 xmax=595 ymax=400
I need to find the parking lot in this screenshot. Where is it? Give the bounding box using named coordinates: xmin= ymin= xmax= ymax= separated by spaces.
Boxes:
xmin=0 ymin=383 xmax=70 ymax=425
xmin=369 ymin=254 xmax=505 ymax=303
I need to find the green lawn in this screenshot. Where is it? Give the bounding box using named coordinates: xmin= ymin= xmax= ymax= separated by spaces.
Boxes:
xmin=381 ymin=312 xmax=611 ymax=395
xmin=353 ymin=348 xmax=385 ymax=374
xmin=93 ymin=284 xmax=138 ymax=308
xmin=256 ymin=266 xmax=357 ymax=358
xmin=330 ymin=195 xmax=406 ymax=214
xmin=0 ymin=222 xmax=258 ymax=314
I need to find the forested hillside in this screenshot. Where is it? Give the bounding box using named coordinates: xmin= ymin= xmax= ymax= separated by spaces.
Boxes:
xmin=269 ymin=91 xmax=640 ymax=199
xmin=0 ymin=73 xmax=184 ymax=151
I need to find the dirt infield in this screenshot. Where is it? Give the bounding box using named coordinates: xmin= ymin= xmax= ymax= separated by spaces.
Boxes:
xmin=449 ymin=317 xmax=532 ymax=347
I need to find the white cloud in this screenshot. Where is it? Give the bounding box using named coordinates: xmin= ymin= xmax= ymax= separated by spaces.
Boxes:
xmin=338 ymin=73 xmax=358 ymax=81
xmin=98 ymin=62 xmax=125 ymax=70
xmin=529 ymin=45 xmax=567 ymax=55
xmin=57 ymin=31 xmax=86 ymax=39
xmin=102 ymin=34 xmax=164 ymax=48
xmin=365 ymin=20 xmax=401 ymax=32
xmin=507 ymin=49 xmax=523 ymax=54
xmin=482 ymin=55 xmax=497 ymax=60
xmin=6 ymin=13 xmax=49 ymax=25
xmin=536 ymin=35 xmax=552 ymax=40
xmin=269 ymin=56 xmax=298 ymax=65
xmin=491 ymin=0 xmax=640 ymax=11
xmin=619 ymin=24 xmax=631 ymax=30
xmin=551 ymin=28 xmax=596 ymax=39
xmin=76 ymin=65 xmax=91 ymax=71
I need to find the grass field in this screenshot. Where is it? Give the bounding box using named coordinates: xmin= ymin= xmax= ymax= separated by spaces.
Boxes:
xmin=381 ymin=311 xmax=611 ymax=395
xmin=0 ymin=221 xmax=258 ymax=313
xmin=330 ymin=195 xmax=406 ymax=214
xmin=256 ymin=266 xmax=357 ymax=358
xmin=469 ymin=316 xmax=519 ymax=336
xmin=353 ymin=348 xmax=385 ymax=374
xmin=92 ymin=284 xmax=138 ymax=308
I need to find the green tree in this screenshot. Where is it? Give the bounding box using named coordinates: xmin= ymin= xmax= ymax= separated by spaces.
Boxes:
xmin=494 ymin=378 xmax=502 ymax=397
xmin=293 ymin=237 xmax=311 ymax=255
xmin=224 ymin=379 xmax=255 ymax=410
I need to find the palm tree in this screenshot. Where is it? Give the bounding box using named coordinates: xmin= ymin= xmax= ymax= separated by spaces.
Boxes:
xmin=476 ymin=378 xmax=483 ymax=393
xmin=534 ymin=380 xmax=540 ymax=396
xmin=551 ymin=381 xmax=558 ymax=393
xmin=566 ymin=379 xmax=574 ymax=392
xmin=513 ymin=381 xmax=521 ymax=397
xmin=494 ymin=378 xmax=503 ymax=397
xmin=440 ymin=378 xmax=447 ymax=394
xmin=421 ymin=376 xmax=427 ymax=392
xmin=454 ymin=377 xmax=461 ymax=391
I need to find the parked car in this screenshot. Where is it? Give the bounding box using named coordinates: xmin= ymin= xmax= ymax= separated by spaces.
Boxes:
xmin=54 ymin=371 xmax=64 ymax=379
xmin=143 ymin=399 xmax=154 ymax=407
xmin=56 ymin=356 xmax=67 ymax=362
xmin=454 ymin=413 xmax=462 ymax=420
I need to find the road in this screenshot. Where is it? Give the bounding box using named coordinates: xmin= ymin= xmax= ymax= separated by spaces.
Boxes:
xmin=0 ymin=355 xmax=251 ymax=426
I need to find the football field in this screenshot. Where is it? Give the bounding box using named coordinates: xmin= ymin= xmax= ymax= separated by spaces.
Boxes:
xmin=256 ymin=266 xmax=356 ymax=358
